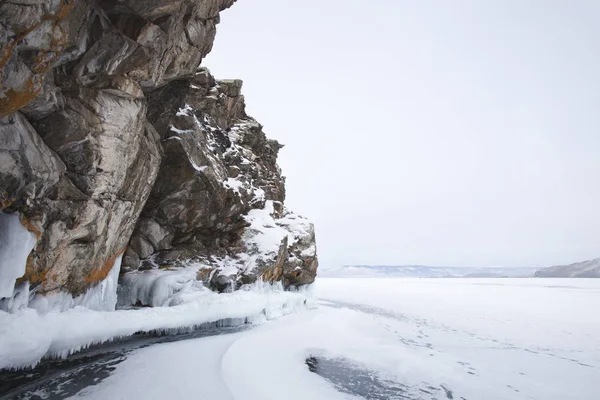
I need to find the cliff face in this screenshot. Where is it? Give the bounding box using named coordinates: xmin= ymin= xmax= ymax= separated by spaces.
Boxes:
xmin=0 ymin=0 xmax=317 ymax=309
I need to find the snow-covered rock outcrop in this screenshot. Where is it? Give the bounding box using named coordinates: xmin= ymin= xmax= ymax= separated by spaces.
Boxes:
xmin=534 ymin=258 xmax=600 ymax=278
xmin=0 ymin=0 xmax=318 ymax=315
xmin=120 ymin=69 xmax=318 ymax=300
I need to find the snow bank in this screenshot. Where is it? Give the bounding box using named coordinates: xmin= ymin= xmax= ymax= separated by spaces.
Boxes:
xmin=0 ymin=281 xmax=312 ymax=370
xmin=0 ymin=212 xmax=37 ymax=299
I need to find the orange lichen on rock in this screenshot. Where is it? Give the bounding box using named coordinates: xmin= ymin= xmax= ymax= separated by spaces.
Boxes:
xmin=15 ymin=215 xmax=43 ymax=285
xmin=85 ymin=249 xmax=125 ymax=284
xmin=19 ymin=214 xmax=42 ymax=240
xmin=0 ymin=0 xmax=75 ymax=116
xmin=0 ymin=77 xmax=43 ymax=117
xmin=0 ymin=0 xmax=73 ymax=70
xmin=42 ymin=0 xmax=75 ymax=22
xmin=17 ymin=254 xmax=46 ymax=286
xmin=261 ymin=264 xmax=283 ymax=282
xmin=196 ymin=267 xmax=214 ymax=280
xmin=0 ymin=197 xmax=15 ymax=210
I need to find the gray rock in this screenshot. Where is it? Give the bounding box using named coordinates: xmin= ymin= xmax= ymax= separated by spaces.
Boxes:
xmin=0 ymin=112 xmax=64 ymax=209
xmin=210 ymin=273 xmax=236 ymax=293
xmin=1 ymin=88 xmax=161 ymax=296
xmin=130 ymin=235 xmax=155 ymax=260
xmin=218 ymin=79 xmax=243 ymax=97
xmin=124 ymin=68 xmax=313 ymax=290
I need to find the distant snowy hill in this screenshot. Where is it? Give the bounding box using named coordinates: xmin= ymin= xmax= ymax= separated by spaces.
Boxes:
xmin=320 ymin=265 xmax=538 ymax=278
xmin=534 ymin=258 xmax=600 ymax=278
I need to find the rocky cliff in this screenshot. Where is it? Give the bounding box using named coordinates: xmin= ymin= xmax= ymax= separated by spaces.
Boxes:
xmin=0 ymin=0 xmax=317 ymax=312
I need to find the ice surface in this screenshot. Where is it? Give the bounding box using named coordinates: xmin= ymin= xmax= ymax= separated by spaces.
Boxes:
xmin=0 ymin=281 xmax=312 ymax=370
xmin=321 ymin=264 xmax=539 ymax=278
xmin=313 ymin=278 xmax=600 ymax=400
xmin=71 ymin=311 xmax=351 ymax=400
xmin=71 ymin=278 xmax=600 ymax=400
xmin=0 ymin=212 xmax=37 ymax=299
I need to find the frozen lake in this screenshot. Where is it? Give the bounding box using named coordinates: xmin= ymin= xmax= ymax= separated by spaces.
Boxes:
xmin=313 ymin=278 xmax=600 ymax=400
xmin=4 ymin=278 xmax=599 ymax=399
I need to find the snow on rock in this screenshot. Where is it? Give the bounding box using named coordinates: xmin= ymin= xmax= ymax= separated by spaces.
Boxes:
xmin=0 ymin=212 xmax=37 ymax=299
xmin=223 ymin=177 xmax=246 ymax=194
xmin=175 ymin=104 xmax=193 ymax=117
xmin=169 ymin=125 xmax=194 ymax=135
xmin=118 ymin=202 xmax=316 ymax=305
xmin=243 ymin=201 xmax=293 ymax=256
xmin=123 ymin=68 xmax=317 ymax=292
xmin=0 ymin=282 xmax=313 ymax=370
xmin=205 ymin=201 xmax=318 ymax=291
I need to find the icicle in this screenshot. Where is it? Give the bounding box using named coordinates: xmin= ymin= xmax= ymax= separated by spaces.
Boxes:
xmin=0 ymin=212 xmax=37 ymax=300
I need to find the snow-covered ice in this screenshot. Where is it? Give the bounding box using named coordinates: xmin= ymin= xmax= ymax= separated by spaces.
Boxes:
xmin=312 ymin=278 xmax=600 ymax=400
xmin=61 ymin=278 xmax=600 ymax=400
xmin=0 ymin=281 xmax=312 ymax=370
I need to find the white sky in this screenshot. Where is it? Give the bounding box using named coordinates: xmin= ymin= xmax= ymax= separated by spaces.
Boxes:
xmin=204 ymin=0 xmax=600 ymax=269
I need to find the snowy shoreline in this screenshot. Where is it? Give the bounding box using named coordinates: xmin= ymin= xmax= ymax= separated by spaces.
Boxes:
xmin=0 ymin=283 xmax=314 ymax=370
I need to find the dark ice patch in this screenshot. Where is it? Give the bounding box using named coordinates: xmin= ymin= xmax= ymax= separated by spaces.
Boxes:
xmin=306 ymin=356 xmax=458 ymax=400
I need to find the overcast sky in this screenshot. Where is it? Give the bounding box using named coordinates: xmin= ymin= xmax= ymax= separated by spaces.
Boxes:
xmin=205 ymin=0 xmax=600 ymax=269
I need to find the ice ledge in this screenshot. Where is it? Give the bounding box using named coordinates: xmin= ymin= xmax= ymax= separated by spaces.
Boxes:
xmin=0 ymin=282 xmax=315 ymax=370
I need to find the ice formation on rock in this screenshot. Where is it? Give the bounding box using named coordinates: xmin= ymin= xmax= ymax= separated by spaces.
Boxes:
xmin=0 ymin=213 xmax=37 ymax=300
